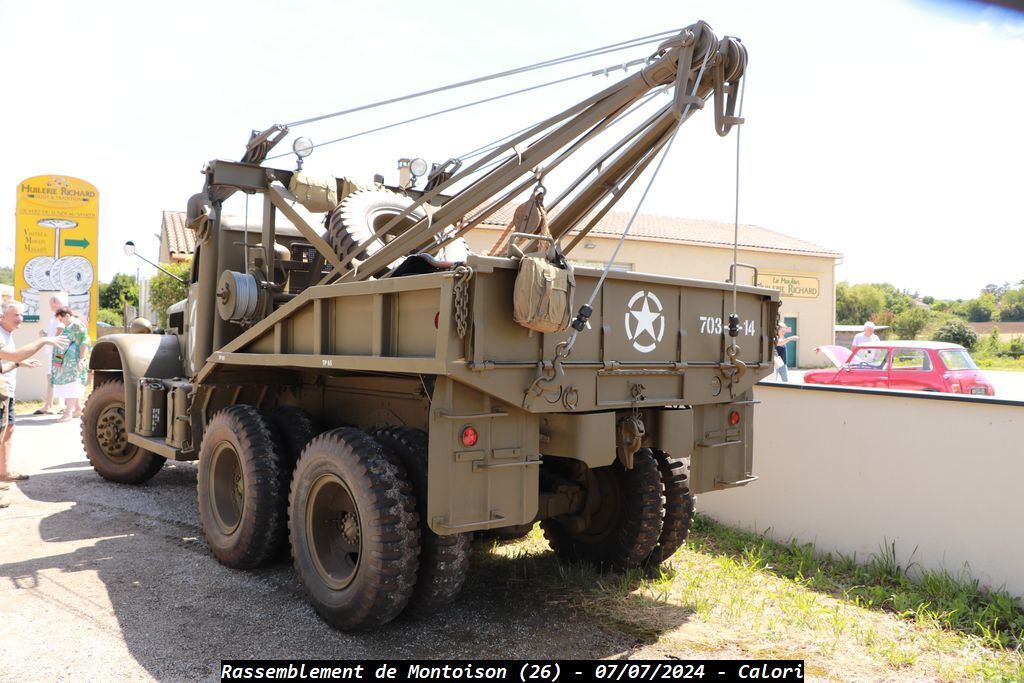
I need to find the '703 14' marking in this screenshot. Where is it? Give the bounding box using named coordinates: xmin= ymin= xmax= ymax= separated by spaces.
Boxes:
xmin=699 ymin=316 xmax=756 ymax=336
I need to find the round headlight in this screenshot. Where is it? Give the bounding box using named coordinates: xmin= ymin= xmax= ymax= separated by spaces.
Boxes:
xmin=409 ymin=157 xmax=429 ymax=177
xmin=292 ymin=136 xmax=314 ymax=158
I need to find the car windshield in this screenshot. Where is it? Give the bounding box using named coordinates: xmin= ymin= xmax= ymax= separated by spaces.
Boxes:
xmin=939 ymin=349 xmax=978 ymax=370
xmin=849 ymin=347 xmax=889 ymax=369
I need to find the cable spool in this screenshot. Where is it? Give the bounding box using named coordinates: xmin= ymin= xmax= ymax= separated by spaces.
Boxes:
xmin=216 ymin=270 xmax=261 ymax=324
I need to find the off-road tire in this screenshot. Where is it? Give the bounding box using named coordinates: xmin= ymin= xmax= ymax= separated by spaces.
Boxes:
xmin=197 ymin=405 xmax=289 ymax=569
xmin=290 ymin=428 xmax=420 ymax=630
xmin=645 ymin=449 xmax=695 ymax=565
xmin=541 ymin=450 xmax=664 ymax=569
xmin=264 ymin=406 xmax=322 ymax=468
xmin=81 ymin=380 xmax=166 ymax=484
xmin=326 ymin=190 xmax=428 ymax=267
xmin=326 ymin=189 xmax=469 ymax=269
xmin=371 ymin=426 xmax=471 ymax=618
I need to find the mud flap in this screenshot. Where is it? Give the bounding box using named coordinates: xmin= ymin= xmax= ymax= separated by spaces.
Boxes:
xmin=427 ymin=377 xmax=540 ymax=534
xmin=689 ymin=391 xmax=756 ymax=494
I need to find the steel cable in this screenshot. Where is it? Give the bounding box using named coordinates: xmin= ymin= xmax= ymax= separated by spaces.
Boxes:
xmin=282 ymin=29 xmax=682 ymax=128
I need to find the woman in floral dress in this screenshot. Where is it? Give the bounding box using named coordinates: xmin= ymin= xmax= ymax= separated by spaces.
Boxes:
xmin=51 ymin=307 xmax=91 ymax=422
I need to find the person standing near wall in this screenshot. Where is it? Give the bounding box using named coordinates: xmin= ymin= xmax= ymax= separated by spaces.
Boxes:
xmin=775 ymin=323 xmax=799 ymax=382
xmin=0 ymin=301 xmax=70 ymax=492
xmin=50 ymin=307 xmax=90 ymax=422
xmin=35 ymin=293 xmax=67 ymax=415
xmin=853 ymin=321 xmax=880 ymax=347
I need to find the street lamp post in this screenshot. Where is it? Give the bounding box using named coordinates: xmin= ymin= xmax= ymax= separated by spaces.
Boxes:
xmin=123 ymin=241 xmax=186 ymax=284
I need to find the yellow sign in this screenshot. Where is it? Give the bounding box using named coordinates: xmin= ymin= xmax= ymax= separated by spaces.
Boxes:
xmin=757 ymin=271 xmax=820 ymax=299
xmin=15 ymin=175 xmax=99 ymax=339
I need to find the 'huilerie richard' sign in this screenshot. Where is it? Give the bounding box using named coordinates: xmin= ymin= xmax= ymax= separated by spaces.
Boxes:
xmin=757 ymin=272 xmax=820 ymax=299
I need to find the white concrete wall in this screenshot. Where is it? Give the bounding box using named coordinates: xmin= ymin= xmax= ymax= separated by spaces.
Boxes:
xmin=9 ymin=321 xmax=51 ymax=401
xmin=699 ymin=383 xmax=1024 ymax=599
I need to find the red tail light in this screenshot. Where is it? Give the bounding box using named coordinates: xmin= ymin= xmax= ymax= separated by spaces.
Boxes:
xmin=461 ymin=426 xmax=478 ymax=447
xmin=729 ymin=410 xmax=741 ymax=426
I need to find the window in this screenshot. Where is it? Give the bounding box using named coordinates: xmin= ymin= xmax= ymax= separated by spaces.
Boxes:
xmin=850 ymin=348 xmax=889 ymax=369
xmin=939 ymin=349 xmax=978 ymax=370
xmin=891 ymin=349 xmax=930 ymax=371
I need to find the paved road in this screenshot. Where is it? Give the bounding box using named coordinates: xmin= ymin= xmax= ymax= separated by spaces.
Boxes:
xmin=0 ymin=416 xmax=650 ymax=681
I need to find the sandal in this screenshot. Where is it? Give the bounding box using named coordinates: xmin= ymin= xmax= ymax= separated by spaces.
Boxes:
xmin=33 ymin=409 xmax=54 ymax=415
xmin=0 ymin=473 xmax=29 ymax=482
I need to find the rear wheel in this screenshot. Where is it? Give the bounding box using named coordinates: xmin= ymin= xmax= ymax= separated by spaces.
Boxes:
xmin=372 ymin=426 xmax=471 ymax=618
xmin=197 ymin=405 xmax=289 ymax=569
xmin=541 ymin=450 xmax=664 ymax=569
xmin=646 ymin=449 xmax=694 ymax=565
xmin=263 ymin=405 xmax=322 ymax=468
xmin=290 ymin=428 xmax=420 ymax=630
xmin=82 ymin=380 xmax=166 ymax=484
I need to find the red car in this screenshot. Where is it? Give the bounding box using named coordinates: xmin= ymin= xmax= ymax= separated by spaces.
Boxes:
xmin=804 ymin=341 xmax=995 ymax=396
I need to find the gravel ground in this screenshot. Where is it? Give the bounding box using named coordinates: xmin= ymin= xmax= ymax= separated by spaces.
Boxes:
xmin=0 ymin=415 xmax=640 ymax=681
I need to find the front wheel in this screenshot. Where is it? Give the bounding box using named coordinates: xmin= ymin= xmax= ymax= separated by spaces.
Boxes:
xmin=290 ymin=428 xmax=420 ymax=630
xmin=81 ymin=380 xmax=166 ymax=484
xmin=197 ymin=406 xmax=289 ymax=569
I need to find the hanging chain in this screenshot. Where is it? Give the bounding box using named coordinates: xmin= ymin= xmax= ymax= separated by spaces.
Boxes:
xmin=452 ymin=265 xmax=473 ymax=339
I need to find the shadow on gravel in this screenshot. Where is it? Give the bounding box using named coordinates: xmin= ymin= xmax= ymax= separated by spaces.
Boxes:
xmin=4 ymin=448 xmax=692 ymax=677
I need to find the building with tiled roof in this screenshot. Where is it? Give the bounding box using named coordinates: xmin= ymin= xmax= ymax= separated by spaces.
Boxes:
xmin=159 ymin=211 xmax=196 ymax=264
xmin=473 ymin=205 xmax=840 ymax=258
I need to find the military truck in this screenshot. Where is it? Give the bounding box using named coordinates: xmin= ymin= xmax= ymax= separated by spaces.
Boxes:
xmin=83 ymin=21 xmax=779 ymax=630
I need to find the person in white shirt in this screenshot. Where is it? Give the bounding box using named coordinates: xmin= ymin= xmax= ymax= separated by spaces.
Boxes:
xmin=852 ymin=321 xmax=880 ymax=348
xmin=36 ymin=294 xmax=67 ymax=415
xmin=0 ymin=301 xmax=70 ymax=489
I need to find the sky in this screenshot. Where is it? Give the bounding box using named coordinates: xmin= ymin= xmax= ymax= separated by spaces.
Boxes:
xmin=1 ymin=0 xmax=1022 ymax=300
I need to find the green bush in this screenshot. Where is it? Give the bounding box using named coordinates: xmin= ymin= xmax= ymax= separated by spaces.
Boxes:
xmin=148 ymin=260 xmax=191 ymax=327
xmin=892 ymin=308 xmax=929 ymax=340
xmin=99 ymin=273 xmax=139 ymax=309
xmin=932 ymin=319 xmax=978 ymax=349
xmin=97 ymin=308 xmax=123 ymax=326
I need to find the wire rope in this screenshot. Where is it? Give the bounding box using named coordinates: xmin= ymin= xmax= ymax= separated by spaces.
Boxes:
xmin=729 ymin=72 xmax=748 ymax=357
xmin=282 ymin=28 xmax=681 ymax=128
xmin=268 ymin=67 xmax=602 ymax=161
xmin=559 ymin=49 xmax=713 ymax=355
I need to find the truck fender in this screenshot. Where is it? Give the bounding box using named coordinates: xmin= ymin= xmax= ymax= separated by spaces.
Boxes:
xmin=89 ymin=334 xmax=185 ymax=434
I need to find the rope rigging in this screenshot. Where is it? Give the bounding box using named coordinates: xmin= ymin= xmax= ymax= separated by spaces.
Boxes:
xmin=282 ymin=28 xmax=683 ymax=129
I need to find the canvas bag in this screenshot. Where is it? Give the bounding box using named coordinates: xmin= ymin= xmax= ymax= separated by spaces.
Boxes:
xmin=289 ymin=172 xmax=338 ymax=213
xmin=513 ymin=251 xmax=575 ymax=334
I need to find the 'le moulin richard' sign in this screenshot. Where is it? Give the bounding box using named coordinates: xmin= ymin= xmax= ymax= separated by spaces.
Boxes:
xmin=756 ymin=271 xmax=820 ymax=299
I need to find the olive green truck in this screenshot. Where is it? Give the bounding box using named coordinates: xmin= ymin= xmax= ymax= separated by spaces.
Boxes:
xmin=83 ymin=21 xmax=780 ymax=630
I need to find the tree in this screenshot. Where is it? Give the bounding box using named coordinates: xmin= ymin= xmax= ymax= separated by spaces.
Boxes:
xmin=836 ymin=282 xmax=886 ymax=325
xmin=959 ymin=293 xmax=996 ymax=322
xmin=99 ymin=273 xmax=139 ymax=309
xmin=0 ymin=265 xmax=12 ymax=286
xmin=997 ymin=288 xmax=1024 ymax=322
xmin=892 ymin=308 xmax=929 ymax=340
xmin=148 ymin=261 xmax=191 ymax=327
xmin=932 ymin=319 xmax=978 ymax=350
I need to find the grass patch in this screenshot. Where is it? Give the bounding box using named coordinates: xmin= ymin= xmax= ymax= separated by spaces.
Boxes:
xmin=473 ymin=517 xmax=1024 ymax=681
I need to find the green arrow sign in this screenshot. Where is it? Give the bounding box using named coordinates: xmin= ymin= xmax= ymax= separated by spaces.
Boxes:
xmin=64 ymin=238 xmax=90 ymax=248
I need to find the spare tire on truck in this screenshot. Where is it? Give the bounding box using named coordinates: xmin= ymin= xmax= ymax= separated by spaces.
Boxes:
xmin=326 ymin=189 xmax=468 ymax=271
